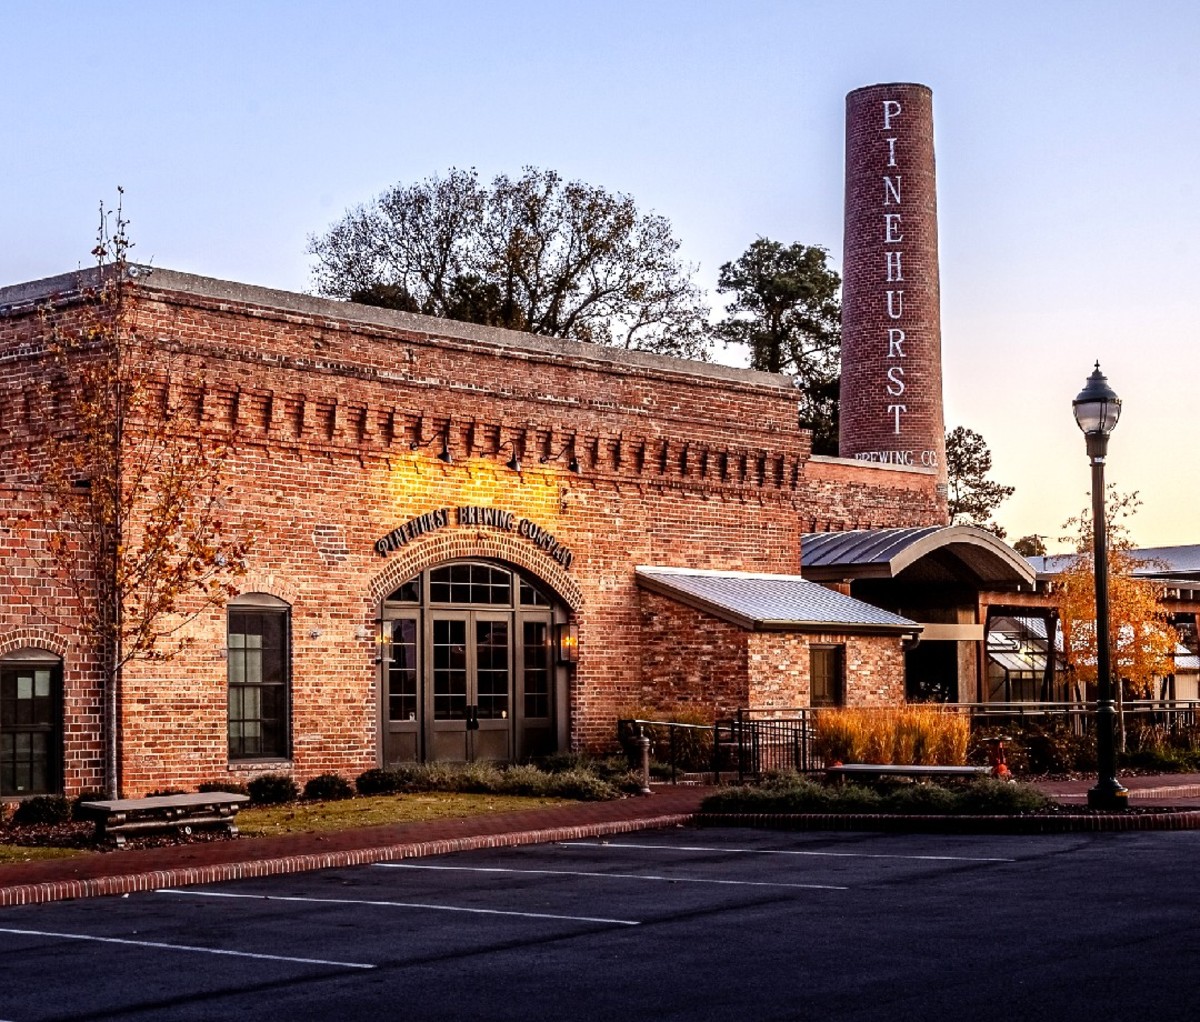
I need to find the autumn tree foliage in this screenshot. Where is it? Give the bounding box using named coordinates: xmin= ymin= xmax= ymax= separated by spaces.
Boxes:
xmin=1053 ymin=488 xmax=1177 ymax=705
xmin=308 ymin=166 xmax=711 ymax=359
xmin=31 ymin=195 xmax=249 ymax=793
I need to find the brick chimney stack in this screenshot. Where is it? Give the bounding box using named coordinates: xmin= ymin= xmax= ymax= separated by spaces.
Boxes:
xmin=839 ymin=83 xmax=947 ymax=507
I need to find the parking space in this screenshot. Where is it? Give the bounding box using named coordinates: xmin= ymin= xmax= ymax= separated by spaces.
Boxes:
xmin=0 ymin=828 xmax=1198 ymax=1020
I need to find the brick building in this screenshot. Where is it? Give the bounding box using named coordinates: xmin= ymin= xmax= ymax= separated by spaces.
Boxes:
xmin=0 ymin=266 xmax=949 ymax=797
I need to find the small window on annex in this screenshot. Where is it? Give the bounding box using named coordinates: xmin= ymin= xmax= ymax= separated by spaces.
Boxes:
xmin=227 ymin=593 xmax=291 ymax=761
xmin=0 ymin=648 xmax=63 ymax=796
xmin=810 ymin=645 xmax=845 ymax=708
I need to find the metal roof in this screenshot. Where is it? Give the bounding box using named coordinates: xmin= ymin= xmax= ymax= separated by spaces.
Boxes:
xmin=1031 ymin=546 xmax=1200 ymax=582
xmin=801 ymin=526 xmax=1036 ymax=587
xmin=635 ymin=566 xmax=921 ymax=634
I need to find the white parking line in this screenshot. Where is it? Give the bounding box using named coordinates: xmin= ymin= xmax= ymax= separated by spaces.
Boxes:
xmin=157 ymin=889 xmax=640 ymax=926
xmin=568 ymin=841 xmax=1016 ymax=863
xmin=0 ymin=926 xmax=374 ymax=969
xmin=376 ymin=863 xmax=848 ymax=891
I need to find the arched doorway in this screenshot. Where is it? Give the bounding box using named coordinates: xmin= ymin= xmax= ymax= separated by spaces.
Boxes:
xmin=380 ymin=560 xmax=569 ymax=764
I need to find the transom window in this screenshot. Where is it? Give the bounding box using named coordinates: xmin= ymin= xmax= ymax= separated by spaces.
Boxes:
xmin=387 ymin=562 xmax=551 ymax=609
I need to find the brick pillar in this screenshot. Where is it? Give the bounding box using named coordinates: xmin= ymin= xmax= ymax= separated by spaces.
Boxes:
xmin=839 ymin=83 xmax=948 ymax=511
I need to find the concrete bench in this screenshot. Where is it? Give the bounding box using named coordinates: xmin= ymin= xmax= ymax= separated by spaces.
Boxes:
xmin=825 ymin=764 xmax=992 ymax=784
xmin=79 ymin=792 xmax=249 ymax=847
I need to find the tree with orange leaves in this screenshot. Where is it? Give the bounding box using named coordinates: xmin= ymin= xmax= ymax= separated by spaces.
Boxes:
xmin=27 ymin=193 xmax=249 ymax=794
xmin=1053 ymin=488 xmax=1177 ymax=747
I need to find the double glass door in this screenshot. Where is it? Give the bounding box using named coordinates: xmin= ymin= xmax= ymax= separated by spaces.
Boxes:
xmin=381 ymin=562 xmax=558 ymax=764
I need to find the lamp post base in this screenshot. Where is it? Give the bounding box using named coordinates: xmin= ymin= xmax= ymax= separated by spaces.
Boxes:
xmin=1087 ymin=782 xmax=1129 ymax=812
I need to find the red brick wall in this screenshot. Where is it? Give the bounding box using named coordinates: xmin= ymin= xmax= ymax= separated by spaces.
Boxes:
xmin=637 ymin=589 xmax=750 ymax=714
xmin=0 ymin=485 xmax=105 ymax=794
xmin=2 ymin=270 xmax=941 ymax=794
xmin=840 ymin=83 xmax=947 ymax=500
xmin=747 ymin=631 xmax=907 ymax=708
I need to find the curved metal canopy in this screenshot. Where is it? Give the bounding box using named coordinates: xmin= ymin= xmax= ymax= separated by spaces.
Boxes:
xmin=801 ymin=526 xmax=1036 ymax=588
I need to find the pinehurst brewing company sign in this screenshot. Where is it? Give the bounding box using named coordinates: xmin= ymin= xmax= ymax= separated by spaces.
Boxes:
xmin=375 ymin=506 xmax=574 ymax=569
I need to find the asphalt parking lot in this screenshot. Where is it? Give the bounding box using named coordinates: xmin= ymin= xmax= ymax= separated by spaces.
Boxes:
xmin=0 ymin=826 xmax=1198 ymax=1021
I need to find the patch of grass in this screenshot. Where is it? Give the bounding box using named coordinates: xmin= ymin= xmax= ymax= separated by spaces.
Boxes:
xmin=0 ymin=844 xmax=87 ymax=865
xmin=238 ymin=792 xmax=571 ymax=836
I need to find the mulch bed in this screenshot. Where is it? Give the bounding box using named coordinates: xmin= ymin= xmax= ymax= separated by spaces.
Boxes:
xmin=0 ymin=818 xmax=236 ymax=852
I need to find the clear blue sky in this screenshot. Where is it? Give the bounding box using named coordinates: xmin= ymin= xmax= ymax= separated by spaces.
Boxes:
xmin=6 ymin=1 xmax=1198 ymax=550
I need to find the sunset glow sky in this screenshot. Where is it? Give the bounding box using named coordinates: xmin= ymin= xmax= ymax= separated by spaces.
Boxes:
xmin=5 ymin=1 xmax=1197 ymax=550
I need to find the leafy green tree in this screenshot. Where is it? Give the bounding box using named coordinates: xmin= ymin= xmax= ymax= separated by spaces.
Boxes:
xmin=308 ymin=166 xmax=709 ymax=359
xmin=1012 ymin=535 xmax=1047 ymax=557
xmin=714 ymin=238 xmax=841 ymax=453
xmin=944 ymin=426 xmax=1014 ymax=537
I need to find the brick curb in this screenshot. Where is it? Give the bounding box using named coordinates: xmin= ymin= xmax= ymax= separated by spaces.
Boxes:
xmin=1052 ymin=784 xmax=1200 ymax=801
xmin=696 ymin=810 xmax=1200 ymax=835
xmin=0 ymin=813 xmax=693 ymax=908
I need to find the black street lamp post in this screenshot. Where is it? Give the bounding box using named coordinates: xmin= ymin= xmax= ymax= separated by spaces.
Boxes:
xmin=1072 ymin=362 xmax=1129 ymax=811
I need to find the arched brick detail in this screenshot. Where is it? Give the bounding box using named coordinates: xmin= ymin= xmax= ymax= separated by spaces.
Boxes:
xmin=234 ymin=573 xmax=301 ymax=606
xmin=368 ymin=529 xmax=583 ymax=611
xmin=0 ymin=627 xmax=68 ymax=658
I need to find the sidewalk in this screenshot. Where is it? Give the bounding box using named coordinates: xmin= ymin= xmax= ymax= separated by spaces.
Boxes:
xmin=1031 ymin=772 xmax=1200 ymax=806
xmin=4 ymin=774 xmax=1199 ymax=908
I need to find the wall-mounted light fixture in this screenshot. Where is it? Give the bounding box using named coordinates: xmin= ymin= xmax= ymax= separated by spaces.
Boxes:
xmin=556 ymin=621 xmax=579 ymax=665
xmin=411 ymin=421 xmax=453 ymax=463
xmin=540 ymin=435 xmax=581 ymax=474
xmin=497 ymin=436 xmax=524 ymax=473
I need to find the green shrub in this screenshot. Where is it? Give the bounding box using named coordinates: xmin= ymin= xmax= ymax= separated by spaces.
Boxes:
xmin=548 ymin=769 xmax=621 ymax=800
xmin=247 ymin=772 xmax=300 ymax=805
xmin=701 ymin=776 xmax=1053 ymax=816
xmin=885 ymin=782 xmax=960 ymax=815
xmin=354 ymin=761 xmax=624 ymax=800
xmin=303 ymin=773 xmax=354 ymax=801
xmin=956 ymin=778 xmax=1052 ymax=814
xmin=12 ymin=795 xmax=71 ymax=825
xmin=1120 ymin=747 xmax=1200 ymax=773
xmin=198 ymin=780 xmax=250 ymax=796
xmin=355 ymin=768 xmax=403 ymax=796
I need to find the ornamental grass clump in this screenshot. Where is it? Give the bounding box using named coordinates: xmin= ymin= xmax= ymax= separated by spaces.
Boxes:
xmin=813 ymin=706 xmax=969 ymax=766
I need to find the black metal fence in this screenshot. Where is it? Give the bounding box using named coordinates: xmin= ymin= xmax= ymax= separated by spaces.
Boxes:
xmin=620 ymin=700 xmax=1200 ymax=783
